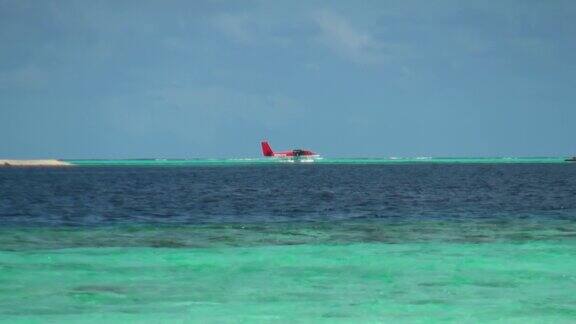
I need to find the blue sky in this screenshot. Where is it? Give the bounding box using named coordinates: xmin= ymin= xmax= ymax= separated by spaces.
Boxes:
xmin=1 ymin=0 xmax=575 ymax=158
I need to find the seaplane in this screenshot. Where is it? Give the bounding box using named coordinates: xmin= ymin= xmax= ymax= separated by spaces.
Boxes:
xmin=261 ymin=141 xmax=320 ymax=162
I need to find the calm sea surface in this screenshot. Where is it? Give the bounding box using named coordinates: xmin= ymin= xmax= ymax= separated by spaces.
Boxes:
xmin=1 ymin=161 xmax=576 ymax=322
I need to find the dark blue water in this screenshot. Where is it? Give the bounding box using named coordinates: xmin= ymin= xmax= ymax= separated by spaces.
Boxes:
xmin=2 ymin=164 xmax=576 ymax=227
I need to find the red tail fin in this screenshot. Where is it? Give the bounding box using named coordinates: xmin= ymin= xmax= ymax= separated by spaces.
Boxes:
xmin=261 ymin=141 xmax=274 ymax=156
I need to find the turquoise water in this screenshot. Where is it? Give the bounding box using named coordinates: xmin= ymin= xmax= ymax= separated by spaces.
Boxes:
xmin=2 ymin=222 xmax=576 ymax=323
xmin=64 ymin=157 xmax=569 ymax=166
xmin=0 ymin=223 xmax=576 ymax=323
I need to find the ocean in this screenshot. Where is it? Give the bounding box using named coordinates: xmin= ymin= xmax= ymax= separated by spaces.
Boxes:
xmin=1 ymin=159 xmax=576 ymax=322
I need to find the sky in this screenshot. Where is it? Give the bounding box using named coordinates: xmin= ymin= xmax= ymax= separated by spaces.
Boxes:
xmin=1 ymin=0 xmax=575 ymax=158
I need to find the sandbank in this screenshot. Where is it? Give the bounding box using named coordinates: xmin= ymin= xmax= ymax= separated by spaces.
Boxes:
xmin=0 ymin=159 xmax=71 ymax=167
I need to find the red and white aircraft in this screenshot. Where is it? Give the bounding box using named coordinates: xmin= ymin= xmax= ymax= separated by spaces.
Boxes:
xmin=261 ymin=141 xmax=319 ymax=159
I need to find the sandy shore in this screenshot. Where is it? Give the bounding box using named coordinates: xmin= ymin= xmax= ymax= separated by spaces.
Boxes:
xmin=0 ymin=159 xmax=72 ymax=167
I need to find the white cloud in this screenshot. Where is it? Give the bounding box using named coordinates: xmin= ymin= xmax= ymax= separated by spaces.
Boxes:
xmin=313 ymin=10 xmax=386 ymax=65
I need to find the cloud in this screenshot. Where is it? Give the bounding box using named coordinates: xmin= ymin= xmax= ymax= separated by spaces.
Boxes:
xmin=313 ymin=10 xmax=386 ymax=65
xmin=212 ymin=13 xmax=253 ymax=44
xmin=0 ymin=65 xmax=46 ymax=90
